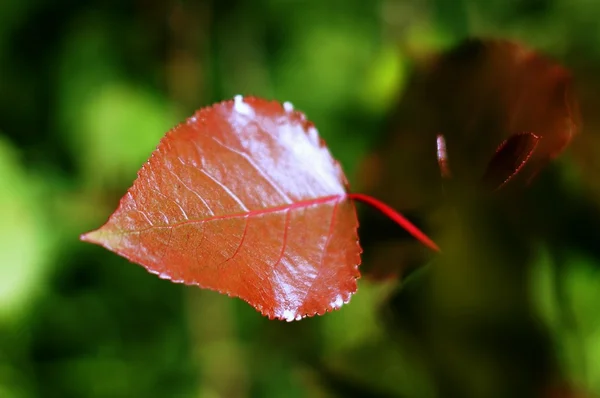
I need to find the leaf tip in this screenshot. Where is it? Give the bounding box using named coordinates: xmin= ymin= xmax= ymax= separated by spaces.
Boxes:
xmin=79 ymin=226 xmax=118 ymax=249
xmin=79 ymin=229 xmax=99 ymax=243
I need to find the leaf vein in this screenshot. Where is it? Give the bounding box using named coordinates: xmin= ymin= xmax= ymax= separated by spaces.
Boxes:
xmin=296 ymin=198 xmax=340 ymax=313
xmin=219 ymin=215 xmax=250 ymax=268
xmin=274 ymin=208 xmax=291 ymax=269
xmin=166 ymin=167 xmax=215 ymax=216
xmin=118 ymin=195 xmax=342 ymax=235
xmin=211 ymin=136 xmax=293 ymax=204
xmin=200 ymin=168 xmax=249 ymax=212
xmin=147 ymin=185 xmax=189 ymax=220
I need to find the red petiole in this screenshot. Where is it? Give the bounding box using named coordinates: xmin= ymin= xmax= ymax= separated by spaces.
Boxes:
xmin=348 ymin=193 xmax=441 ymax=253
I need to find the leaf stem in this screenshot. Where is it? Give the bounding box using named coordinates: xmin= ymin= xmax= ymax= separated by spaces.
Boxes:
xmin=348 ymin=193 xmax=441 ymax=253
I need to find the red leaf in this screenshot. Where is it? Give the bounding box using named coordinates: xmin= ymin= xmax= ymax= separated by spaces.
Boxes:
xmin=481 ymin=132 xmax=540 ymax=191
xmin=81 ymin=96 xmax=362 ymax=321
xmin=362 ymin=39 xmax=579 ymax=212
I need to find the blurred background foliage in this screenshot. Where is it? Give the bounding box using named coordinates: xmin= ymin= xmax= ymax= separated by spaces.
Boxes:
xmin=1 ymin=0 xmax=600 ymax=397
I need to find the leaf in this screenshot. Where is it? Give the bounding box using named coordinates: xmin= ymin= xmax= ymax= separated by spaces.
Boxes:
xmin=81 ymin=96 xmax=362 ymax=321
xmin=481 ymin=132 xmax=540 ymax=191
xmin=432 ymin=39 xmax=579 ymax=187
xmin=355 ymin=38 xmax=579 ymax=281
xmin=362 ymin=39 xmax=579 ymax=212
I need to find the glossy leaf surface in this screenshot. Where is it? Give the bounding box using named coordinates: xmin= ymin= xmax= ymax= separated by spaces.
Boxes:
xmin=81 ymin=96 xmax=362 ymax=321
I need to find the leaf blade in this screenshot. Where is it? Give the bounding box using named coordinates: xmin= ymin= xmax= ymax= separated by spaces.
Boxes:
xmin=481 ymin=132 xmax=541 ymax=191
xmin=81 ymin=96 xmax=362 ymax=321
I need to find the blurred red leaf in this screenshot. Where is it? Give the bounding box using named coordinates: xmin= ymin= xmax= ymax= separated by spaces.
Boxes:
xmin=81 ymin=96 xmax=362 ymax=321
xmin=361 ymin=39 xmax=580 ymax=212
xmin=356 ymin=39 xmax=580 ymax=281
xmin=426 ymin=39 xmax=579 ymax=189
xmin=481 ymin=132 xmax=540 ymax=190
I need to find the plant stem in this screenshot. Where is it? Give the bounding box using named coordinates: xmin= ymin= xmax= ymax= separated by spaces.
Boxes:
xmin=348 ymin=193 xmax=441 ymax=253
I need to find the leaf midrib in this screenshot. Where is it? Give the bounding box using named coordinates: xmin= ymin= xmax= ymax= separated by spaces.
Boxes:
xmin=118 ymin=194 xmax=345 ymax=235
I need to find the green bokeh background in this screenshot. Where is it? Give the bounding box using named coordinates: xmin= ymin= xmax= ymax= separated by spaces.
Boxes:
xmin=1 ymin=0 xmax=600 ymax=397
